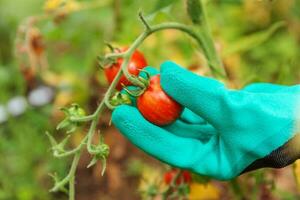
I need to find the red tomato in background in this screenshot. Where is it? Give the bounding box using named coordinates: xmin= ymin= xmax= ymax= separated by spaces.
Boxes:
xmin=104 ymin=47 xmax=147 ymax=90
xmin=164 ymin=169 xmax=192 ymax=185
xmin=137 ymin=75 xmax=183 ymax=126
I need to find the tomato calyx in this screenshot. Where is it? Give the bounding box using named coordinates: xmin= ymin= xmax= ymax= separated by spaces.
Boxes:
xmin=121 ymin=69 xmax=151 ymax=98
xmin=87 ymin=135 xmax=110 ymax=175
xmin=106 ymin=70 xmax=151 ymax=109
xmin=104 ymin=42 xmax=119 ymax=53
xmin=103 ymin=47 xmax=148 ymax=90
xmin=97 ymin=43 xmax=122 ymax=69
xmin=46 ymin=132 xmax=71 ymax=156
xmin=109 ymin=92 xmax=132 ymax=107
xmin=97 ymin=55 xmax=117 ymax=70
xmin=137 ymin=68 xmax=151 ymax=87
xmin=57 ymin=103 xmax=86 ymax=133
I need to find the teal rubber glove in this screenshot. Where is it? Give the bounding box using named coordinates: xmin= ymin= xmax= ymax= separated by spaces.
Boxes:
xmin=112 ymin=61 xmax=300 ymax=180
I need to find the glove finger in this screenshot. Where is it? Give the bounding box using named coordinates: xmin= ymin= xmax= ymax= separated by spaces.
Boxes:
xmin=112 ymin=105 xmax=214 ymax=169
xmin=180 ymin=108 xmax=208 ymax=124
xmin=160 ymin=61 xmax=226 ymax=127
xmin=164 ymin=120 xmax=216 ymax=141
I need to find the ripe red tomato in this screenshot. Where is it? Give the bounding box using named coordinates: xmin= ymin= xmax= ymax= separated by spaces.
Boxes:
xmin=137 ymin=75 xmax=183 ymax=126
xmin=104 ymin=48 xmax=147 ymax=90
xmin=164 ymin=169 xmax=192 ymax=185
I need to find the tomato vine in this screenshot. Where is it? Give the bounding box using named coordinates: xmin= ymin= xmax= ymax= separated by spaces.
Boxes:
xmin=46 ymin=0 xmax=226 ymax=199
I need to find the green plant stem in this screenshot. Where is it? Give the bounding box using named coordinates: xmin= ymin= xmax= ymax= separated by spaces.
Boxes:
xmin=69 ymin=169 xmax=76 ymax=200
xmin=70 ymin=115 xmax=95 ymax=123
xmin=104 ymin=52 xmax=126 ymax=59
xmin=50 ymin=44 xmax=127 ymax=198
xmin=68 ymin=151 xmax=81 ymax=200
xmin=69 ymin=161 xmax=80 ymax=200
xmin=50 ymin=151 xmax=82 ymax=192
xmin=85 ymin=54 xmax=131 ymax=151
xmin=54 ymin=137 xmax=87 ymax=158
xmin=194 ymin=0 xmax=226 ymax=79
xmin=87 ymin=102 xmax=105 ymax=153
xmin=106 ymin=22 xmax=218 ymax=87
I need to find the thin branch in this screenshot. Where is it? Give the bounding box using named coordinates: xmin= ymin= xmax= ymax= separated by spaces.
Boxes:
xmin=69 ymin=114 xmax=95 ymax=123
xmin=139 ymin=11 xmax=151 ymax=31
xmin=50 ymin=151 xmax=82 ymax=192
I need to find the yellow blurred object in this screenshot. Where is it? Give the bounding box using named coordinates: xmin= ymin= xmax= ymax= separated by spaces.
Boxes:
xmin=44 ymin=0 xmax=80 ymax=13
xmin=293 ymin=160 xmax=300 ymax=191
xmin=138 ymin=165 xmax=165 ymax=200
xmin=42 ymin=71 xmax=77 ymax=107
xmin=64 ymin=0 xmax=81 ymax=13
xmin=244 ymin=0 xmax=271 ymax=27
xmin=42 ymin=70 xmax=77 ymax=87
xmin=54 ymin=92 xmax=73 ymax=107
xmin=189 ymin=183 xmax=220 ymax=200
xmin=139 ymin=166 xmax=163 ymax=190
xmin=44 ymin=0 xmax=64 ymax=12
xmin=273 ymin=0 xmax=294 ymax=17
xmin=71 ymin=130 xmax=86 ymax=146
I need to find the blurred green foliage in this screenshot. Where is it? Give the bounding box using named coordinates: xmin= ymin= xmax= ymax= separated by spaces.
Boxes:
xmin=0 ymin=0 xmax=299 ymax=199
xmin=0 ymin=107 xmax=66 ymax=200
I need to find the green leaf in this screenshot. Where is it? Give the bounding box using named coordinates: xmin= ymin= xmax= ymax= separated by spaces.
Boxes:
xmin=46 ymin=132 xmax=58 ymax=146
xmin=66 ymin=124 xmax=77 ymax=134
xmin=55 ymin=135 xmax=71 ymax=152
xmin=101 ymin=158 xmax=107 ymax=176
xmin=187 ymin=0 xmax=203 ymax=24
xmin=87 ymin=156 xmax=99 ymax=168
xmin=146 ymin=0 xmax=178 ymax=21
xmin=48 ymin=173 xmax=68 ymax=194
xmin=87 ymin=156 xmax=107 ymax=176
xmin=222 ymin=21 xmax=286 ymax=57
xmin=56 ymin=118 xmax=71 ymax=130
xmin=152 ymin=0 xmax=178 ymax=13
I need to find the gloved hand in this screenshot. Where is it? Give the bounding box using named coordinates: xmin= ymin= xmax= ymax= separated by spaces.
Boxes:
xmin=112 ymin=61 xmax=300 ymax=180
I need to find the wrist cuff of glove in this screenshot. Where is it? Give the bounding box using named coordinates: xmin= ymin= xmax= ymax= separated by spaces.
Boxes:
xmin=242 ymin=133 xmax=300 ymax=173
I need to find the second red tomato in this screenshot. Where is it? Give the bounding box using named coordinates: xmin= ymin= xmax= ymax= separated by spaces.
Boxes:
xmin=104 ymin=48 xmax=148 ymax=90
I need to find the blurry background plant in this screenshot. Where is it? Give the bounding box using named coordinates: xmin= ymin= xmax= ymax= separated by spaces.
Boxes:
xmin=0 ymin=0 xmax=300 ymax=200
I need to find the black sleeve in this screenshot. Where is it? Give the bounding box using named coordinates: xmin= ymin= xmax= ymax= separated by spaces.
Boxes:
xmin=242 ymin=133 xmax=300 ymax=173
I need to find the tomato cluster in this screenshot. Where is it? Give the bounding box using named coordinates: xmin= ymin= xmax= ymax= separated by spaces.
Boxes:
xmin=104 ymin=47 xmax=182 ymax=125
xmin=164 ymin=169 xmax=192 ymax=185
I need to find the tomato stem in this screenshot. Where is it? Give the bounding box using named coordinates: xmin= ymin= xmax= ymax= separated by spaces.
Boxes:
xmin=50 ymin=151 xmax=81 ymax=193
xmin=191 ymin=0 xmax=227 ymax=79
xmin=138 ymin=11 xmax=151 ymax=31
xmin=105 ymin=20 xmax=226 ymax=86
xmin=104 ymin=98 xmax=117 ymax=110
xmin=69 ymin=114 xmax=95 ymax=122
